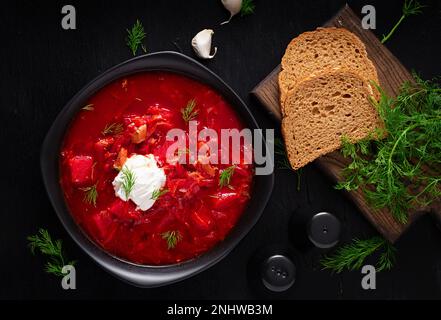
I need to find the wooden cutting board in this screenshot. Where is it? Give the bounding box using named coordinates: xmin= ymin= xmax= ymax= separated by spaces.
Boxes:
xmin=251 ymin=4 xmax=440 ymax=243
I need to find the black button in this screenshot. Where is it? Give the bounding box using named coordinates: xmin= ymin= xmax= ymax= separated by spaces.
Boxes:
xmin=261 ymin=255 xmax=296 ymax=292
xmin=307 ymin=212 xmax=341 ymax=249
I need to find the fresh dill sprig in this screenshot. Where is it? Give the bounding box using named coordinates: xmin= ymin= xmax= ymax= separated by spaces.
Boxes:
xmin=381 ymin=0 xmax=425 ymax=43
xmin=321 ymin=237 xmax=396 ymax=273
xmin=126 ymin=19 xmax=147 ymax=56
xmin=27 ymin=229 xmax=77 ymax=277
xmin=102 ymin=122 xmax=124 ymax=136
xmin=151 ymin=188 xmax=169 ymax=200
xmin=219 ymin=165 xmax=236 ymax=188
xmin=161 ymin=230 xmax=183 ymax=250
xmin=241 ymin=0 xmax=256 ymax=16
xmin=181 ymin=99 xmax=198 ymax=123
xmin=121 ymin=167 xmax=136 ymax=199
xmin=79 ymin=183 xmax=98 ymax=207
xmin=274 ymin=137 xmax=301 ymax=191
xmin=337 ymin=76 xmax=441 ymax=224
xmin=82 ymin=104 xmax=94 ymax=111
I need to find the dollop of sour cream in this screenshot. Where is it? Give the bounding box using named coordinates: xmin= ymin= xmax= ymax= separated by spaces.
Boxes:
xmin=112 ymin=154 xmax=166 ymax=211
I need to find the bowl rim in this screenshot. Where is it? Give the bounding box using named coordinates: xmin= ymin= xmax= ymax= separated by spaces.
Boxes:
xmin=41 ymin=51 xmax=274 ymax=288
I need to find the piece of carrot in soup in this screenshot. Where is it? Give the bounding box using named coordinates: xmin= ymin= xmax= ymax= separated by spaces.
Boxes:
xmin=131 ymin=124 xmax=147 ymax=144
xmin=114 ymin=147 xmax=128 ymax=170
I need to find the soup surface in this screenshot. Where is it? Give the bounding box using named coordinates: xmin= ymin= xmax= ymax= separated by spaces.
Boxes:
xmin=60 ymin=71 xmax=254 ymax=265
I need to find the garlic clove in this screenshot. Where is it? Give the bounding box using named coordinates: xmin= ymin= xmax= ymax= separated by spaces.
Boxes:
xmin=191 ymin=29 xmax=217 ymax=59
xmin=221 ymin=0 xmax=242 ymax=25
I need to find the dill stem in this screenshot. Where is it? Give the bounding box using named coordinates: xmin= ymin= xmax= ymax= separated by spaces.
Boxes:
xmin=386 ymin=123 xmax=418 ymax=190
xmin=403 ymin=89 xmax=441 ymax=102
xmin=413 ymin=178 xmax=441 ymax=200
xmin=382 ymin=14 xmax=406 ymax=44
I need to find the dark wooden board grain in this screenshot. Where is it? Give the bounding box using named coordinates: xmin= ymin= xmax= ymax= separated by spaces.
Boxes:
xmin=251 ymin=4 xmax=440 ymax=243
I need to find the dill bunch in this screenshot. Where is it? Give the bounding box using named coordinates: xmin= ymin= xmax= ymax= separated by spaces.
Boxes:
xmin=240 ymin=0 xmax=255 ymax=17
xmin=337 ymin=76 xmax=441 ymax=224
xmin=161 ymin=230 xmax=183 ymax=250
xmin=219 ymin=165 xmax=236 ymax=188
xmin=126 ymin=19 xmax=147 ymax=56
xmin=321 ymin=237 xmax=396 ymax=273
xmin=121 ymin=167 xmax=136 ymax=199
xmin=102 ymin=122 xmax=124 ymax=136
xmin=381 ymin=0 xmax=425 ymax=44
xmin=80 ymin=183 xmax=98 ymax=207
xmin=151 ymin=188 xmax=169 ymax=200
xmin=28 ymin=229 xmax=77 ymax=277
xmin=181 ymin=99 xmax=198 ymax=123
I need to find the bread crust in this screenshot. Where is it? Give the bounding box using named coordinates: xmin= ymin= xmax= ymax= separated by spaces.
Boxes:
xmin=278 ymin=27 xmax=381 ymax=170
xmin=281 ymin=70 xmax=383 ymax=170
xmin=279 ymin=27 xmax=379 ymax=109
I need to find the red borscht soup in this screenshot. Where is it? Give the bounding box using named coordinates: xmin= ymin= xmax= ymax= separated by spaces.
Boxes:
xmin=60 ymin=72 xmax=254 ymax=265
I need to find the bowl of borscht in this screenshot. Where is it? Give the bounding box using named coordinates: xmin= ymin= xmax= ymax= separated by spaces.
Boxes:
xmin=41 ymin=52 xmax=274 ymax=287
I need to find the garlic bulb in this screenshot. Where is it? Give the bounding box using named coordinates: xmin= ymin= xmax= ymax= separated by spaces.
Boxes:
xmin=191 ymin=29 xmax=217 ymax=59
xmin=221 ymin=0 xmax=242 ymax=25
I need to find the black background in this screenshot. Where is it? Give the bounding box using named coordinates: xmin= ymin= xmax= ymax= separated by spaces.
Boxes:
xmin=1 ymin=0 xmax=441 ymax=300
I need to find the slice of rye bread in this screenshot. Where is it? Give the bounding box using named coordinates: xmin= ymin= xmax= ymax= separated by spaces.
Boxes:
xmin=281 ymin=70 xmax=383 ymax=170
xmin=278 ymin=27 xmax=379 ymax=107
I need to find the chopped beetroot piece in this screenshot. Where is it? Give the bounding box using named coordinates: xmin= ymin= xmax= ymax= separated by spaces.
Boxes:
xmin=69 ymin=155 xmax=94 ymax=186
xmin=90 ymin=211 xmax=117 ymax=244
xmin=108 ymin=199 xmax=139 ymax=221
xmin=211 ymin=192 xmax=241 ymax=210
xmin=190 ymin=210 xmax=214 ymax=235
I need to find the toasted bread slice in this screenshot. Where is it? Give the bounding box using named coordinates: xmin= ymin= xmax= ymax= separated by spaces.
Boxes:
xmin=281 ymin=70 xmax=383 ymax=170
xmin=279 ymin=27 xmax=378 ymax=106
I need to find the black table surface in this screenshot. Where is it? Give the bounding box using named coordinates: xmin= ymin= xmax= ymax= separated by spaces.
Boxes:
xmin=1 ymin=0 xmax=440 ymax=300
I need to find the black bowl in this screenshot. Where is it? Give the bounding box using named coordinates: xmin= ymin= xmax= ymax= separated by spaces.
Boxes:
xmin=41 ymin=51 xmax=274 ymax=287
